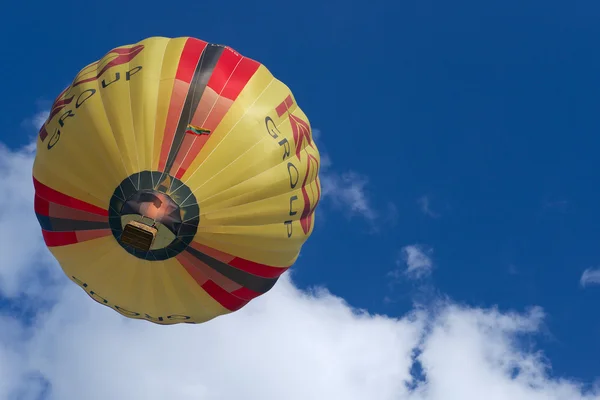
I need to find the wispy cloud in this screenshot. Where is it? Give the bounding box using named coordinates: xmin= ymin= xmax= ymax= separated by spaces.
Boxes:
xmin=321 ymin=171 xmax=377 ymax=221
xmin=580 ymin=268 xmax=600 ymax=287
xmin=20 ymin=111 xmax=48 ymax=131
xmin=316 ymin=130 xmax=377 ymax=222
xmin=417 ymin=196 xmax=439 ymax=218
xmin=399 ymin=245 xmax=434 ymax=279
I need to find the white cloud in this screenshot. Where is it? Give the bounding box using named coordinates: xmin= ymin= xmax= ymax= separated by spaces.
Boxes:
xmin=0 ymin=136 xmax=598 ymax=400
xmin=408 ymin=305 xmax=599 ymax=400
xmin=397 ymin=245 xmax=434 ymax=279
xmin=320 ymin=152 xmax=332 ymax=170
xmin=0 ymin=143 xmax=63 ymax=301
xmin=313 ymin=130 xmax=376 ymax=222
xmin=580 ymin=268 xmax=600 ymax=287
xmin=20 ymin=111 xmax=49 ymax=132
xmin=321 ymin=171 xmax=377 ymax=221
xmin=312 ymin=128 xmax=322 ymax=140
xmin=418 ymin=196 xmax=439 ymax=218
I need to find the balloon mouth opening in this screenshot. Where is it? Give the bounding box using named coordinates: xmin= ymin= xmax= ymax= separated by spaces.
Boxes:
xmin=121 ymin=190 xmax=183 ymax=232
xmin=109 ymin=171 xmax=200 ymax=261
xmin=118 ymin=190 xmax=182 ymax=251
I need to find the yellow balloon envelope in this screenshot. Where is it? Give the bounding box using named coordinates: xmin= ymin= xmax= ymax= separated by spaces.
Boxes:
xmin=33 ymin=36 xmax=321 ymax=324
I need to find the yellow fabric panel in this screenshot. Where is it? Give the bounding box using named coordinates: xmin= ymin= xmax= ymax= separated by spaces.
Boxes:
xmin=151 ymin=37 xmax=188 ymax=171
xmin=50 ymin=237 xmax=229 ymax=324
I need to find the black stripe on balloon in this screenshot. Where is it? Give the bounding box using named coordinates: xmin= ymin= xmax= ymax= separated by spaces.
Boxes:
xmin=184 ymin=246 xmax=278 ymax=294
xmin=162 ymin=43 xmax=225 ymax=175
xmin=36 ymin=215 xmax=109 ymax=232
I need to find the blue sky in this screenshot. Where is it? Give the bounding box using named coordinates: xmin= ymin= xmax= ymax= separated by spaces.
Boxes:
xmin=2 ymin=0 xmax=600 ymax=398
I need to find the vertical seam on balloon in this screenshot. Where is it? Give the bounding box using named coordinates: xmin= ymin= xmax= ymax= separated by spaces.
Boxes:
xmin=125 ymin=50 xmax=141 ymax=189
xmin=94 ymin=60 xmax=138 ymax=191
xmin=160 ymin=44 xmax=224 ymax=180
xmin=172 ymin=54 xmax=261 ymax=181
xmin=148 ymin=258 xmax=162 ymax=320
xmin=199 ymin=55 xmax=244 ymax=127
xmin=185 ymin=136 xmax=274 ymax=199
xmin=176 ymin=77 xmax=276 ymax=202
xmin=175 ymin=55 xmax=245 ymax=180
xmin=150 ymin=39 xmax=169 ymax=188
xmin=156 ymin=38 xmax=204 ymax=182
xmin=162 ymin=259 xmax=193 ymax=317
xmin=165 ymin=43 xmax=223 ymax=172
xmin=163 ymin=47 xmax=207 ymax=189
xmin=157 ymin=261 xmax=180 ymax=320
xmin=45 ymin=88 xmax=128 ymax=196
xmin=114 ymin=253 xmax=144 ymax=315
xmin=176 ymin=97 xmax=292 ymax=205
xmin=133 ymin=257 xmax=151 ymax=318
xmin=34 ymin=83 xmax=130 ymax=205
xmin=194 ymin=159 xmax=308 ymax=211
xmin=94 ymin=244 xmax=141 ymax=315
xmin=204 ymin=105 xmax=294 ymax=201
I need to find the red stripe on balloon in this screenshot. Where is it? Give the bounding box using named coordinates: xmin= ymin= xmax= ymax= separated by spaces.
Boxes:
xmin=42 ymin=229 xmax=111 ymax=247
xmin=228 ymin=257 xmax=290 ymax=278
xmin=201 ymin=280 xmax=249 ymax=311
xmin=173 ymin=50 xmax=260 ymax=178
xmin=219 ymin=54 xmax=260 ymax=100
xmin=42 ymin=230 xmax=78 ymax=247
xmin=231 ymin=286 xmax=262 ymax=301
xmin=34 ymin=194 xmax=50 ymax=216
xmin=158 ymin=38 xmax=207 ymax=171
xmin=175 ymin=38 xmax=207 ymax=84
xmin=38 ymin=125 xmax=49 ymax=142
xmin=35 ymin=194 xmax=108 ymax=223
xmin=33 ymin=177 xmax=108 ymax=216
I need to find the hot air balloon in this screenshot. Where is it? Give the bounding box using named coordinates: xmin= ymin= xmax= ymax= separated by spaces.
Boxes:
xmin=33 ymin=36 xmax=321 ymax=324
